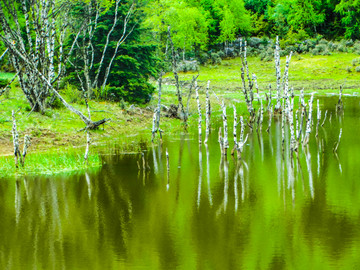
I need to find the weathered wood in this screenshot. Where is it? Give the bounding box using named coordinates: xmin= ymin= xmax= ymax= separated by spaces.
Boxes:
xmin=236 ymin=116 xmax=248 ymax=159
xmin=195 ymin=81 xmax=202 ymax=144
xmin=316 ymin=99 xmax=321 ymax=138
xmin=84 ymin=130 xmax=91 ymax=164
xmin=11 ymin=111 xmax=31 ymax=168
xmin=151 ymin=108 xmax=158 ymax=142
xmin=274 ymin=36 xmax=282 ymax=112
xmin=11 ymin=111 xmax=21 ymax=168
xmin=232 ymin=105 xmax=238 ymax=155
xmin=186 ymin=74 xmax=199 ymax=118
xmin=267 ymin=84 xmax=272 ymax=111
xmin=283 ymin=52 xmax=293 ymax=117
xmin=239 ymin=38 xmax=254 ymax=120
xmin=167 ymin=26 xmax=187 ymax=123
xmin=336 ymin=86 xmax=344 ymax=112
xmin=204 ymin=80 xmax=211 ymax=144
xmin=302 ymin=93 xmax=314 ymax=146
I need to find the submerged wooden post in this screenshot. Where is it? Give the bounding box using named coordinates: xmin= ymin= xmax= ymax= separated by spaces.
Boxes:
xmin=214 ymin=92 xmax=228 ymax=155
xmin=156 ymin=72 xmax=163 ymax=139
xmin=232 ymin=105 xmax=238 ymax=155
xmin=222 ymin=101 xmax=229 ymax=155
xmin=316 ymin=99 xmax=321 ymax=138
xmin=204 ymin=81 xmax=211 ymax=144
xmin=195 ymin=81 xmax=202 ymax=144
xmin=151 ymin=108 xmax=158 ymax=142
xmin=336 ymin=86 xmax=344 ymax=112
xmin=151 ymin=73 xmax=163 ymax=142
xmin=236 ymin=116 xmax=248 ymax=159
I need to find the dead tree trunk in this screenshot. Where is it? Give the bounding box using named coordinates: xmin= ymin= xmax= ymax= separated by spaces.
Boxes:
xmin=274 ymin=36 xmax=282 ymax=113
xmin=204 ymin=81 xmax=211 ymax=144
xmin=11 ymin=111 xmax=31 ymax=168
xmin=167 ymin=26 xmax=187 ymax=124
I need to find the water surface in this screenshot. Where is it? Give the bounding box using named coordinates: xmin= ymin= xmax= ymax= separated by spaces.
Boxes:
xmin=1 ymin=96 xmax=360 ymax=269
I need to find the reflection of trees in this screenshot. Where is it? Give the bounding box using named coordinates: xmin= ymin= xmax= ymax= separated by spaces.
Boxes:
xmin=2 ymin=98 xmax=360 ymax=269
xmin=0 ymin=165 xmax=136 ymax=269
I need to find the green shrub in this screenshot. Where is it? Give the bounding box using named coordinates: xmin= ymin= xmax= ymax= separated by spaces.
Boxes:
xmin=61 ymin=83 xmax=83 ymax=104
xmin=305 ymin=39 xmax=317 ymax=49
xmin=352 ymin=57 xmax=360 ymax=66
xmin=299 ymin=43 xmax=310 ymax=53
xmin=210 ymin=52 xmax=222 ymax=65
xmin=311 ymin=44 xmax=331 ymax=55
xmin=197 ymin=52 xmax=209 ymax=65
xmin=177 ymin=60 xmax=199 ymax=72
xmin=337 ymin=43 xmax=347 ymax=52
xmin=355 ymin=66 xmax=360 ymax=72
xmin=0 ymin=78 xmax=9 ymax=88
xmin=106 ymin=79 xmax=154 ymax=104
xmin=328 ymin=42 xmax=338 ymax=52
xmin=217 ymin=50 xmax=225 ymax=59
xmin=318 ymin=39 xmax=328 ymax=45
xmin=353 ymin=42 xmax=360 ymax=54
xmin=248 ymin=37 xmax=262 ymax=48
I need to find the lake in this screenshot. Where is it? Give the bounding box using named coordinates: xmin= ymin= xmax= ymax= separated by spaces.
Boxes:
xmin=1 ymin=95 xmax=360 ymax=269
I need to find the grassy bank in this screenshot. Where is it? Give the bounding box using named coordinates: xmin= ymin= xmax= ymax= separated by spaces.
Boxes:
xmin=170 ymin=52 xmax=360 ymax=93
xmin=1 ymin=52 xmax=359 ymax=178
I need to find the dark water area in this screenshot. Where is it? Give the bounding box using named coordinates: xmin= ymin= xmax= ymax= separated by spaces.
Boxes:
xmin=1 ymin=95 xmax=360 ymax=269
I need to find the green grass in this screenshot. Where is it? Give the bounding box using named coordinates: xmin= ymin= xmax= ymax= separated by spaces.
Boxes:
xmin=0 ymin=72 xmax=15 ymax=81
xmin=1 ymin=52 xmax=359 ymax=178
xmin=0 ymin=150 xmax=101 ymax=179
xmin=165 ymin=52 xmax=360 ymax=94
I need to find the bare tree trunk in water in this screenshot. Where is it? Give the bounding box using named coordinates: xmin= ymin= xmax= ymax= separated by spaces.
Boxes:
xmin=167 ymin=26 xmax=187 ymax=124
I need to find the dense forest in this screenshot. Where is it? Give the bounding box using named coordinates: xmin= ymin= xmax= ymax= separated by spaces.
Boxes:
xmin=0 ymin=0 xmax=359 ymax=106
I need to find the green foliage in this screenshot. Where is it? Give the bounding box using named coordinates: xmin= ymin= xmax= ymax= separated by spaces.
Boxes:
xmin=61 ymin=83 xmax=84 ymax=104
xmin=144 ymin=0 xmax=209 ymax=50
xmin=65 ymin=0 xmax=159 ymax=104
xmin=335 ymin=0 xmax=360 ymax=39
xmin=177 ymin=60 xmax=200 ymax=72
xmin=0 ymin=78 xmax=9 ymax=88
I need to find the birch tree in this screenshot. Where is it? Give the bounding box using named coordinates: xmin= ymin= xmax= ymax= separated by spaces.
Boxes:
xmin=0 ymin=0 xmax=134 ymax=129
xmin=68 ymin=0 xmax=135 ymax=98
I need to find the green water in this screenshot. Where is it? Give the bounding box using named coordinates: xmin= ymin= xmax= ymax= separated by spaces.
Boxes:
xmin=1 ymin=95 xmax=360 ymax=269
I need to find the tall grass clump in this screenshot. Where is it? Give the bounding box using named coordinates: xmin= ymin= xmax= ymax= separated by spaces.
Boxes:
xmin=0 ymin=151 xmax=102 ymax=178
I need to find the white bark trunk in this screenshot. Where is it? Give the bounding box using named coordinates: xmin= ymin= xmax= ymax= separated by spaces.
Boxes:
xmin=195 ymin=81 xmax=202 ymax=144
xmin=204 ymin=80 xmax=211 ymax=144
xmin=275 ymin=36 xmax=282 ymax=112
